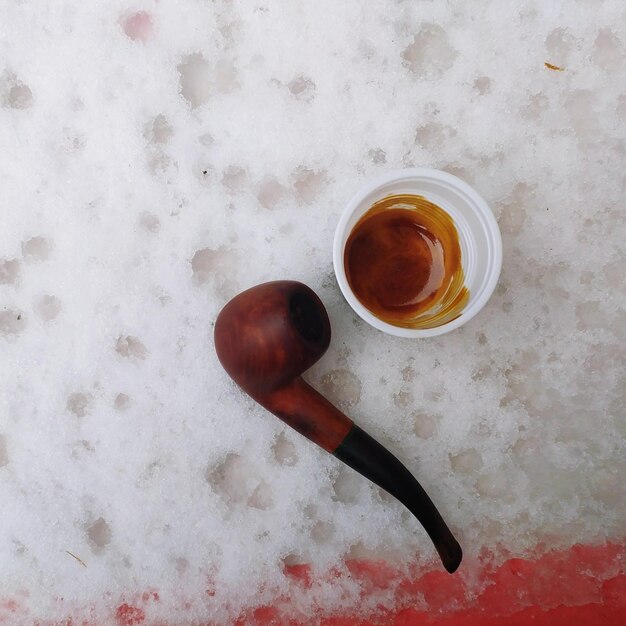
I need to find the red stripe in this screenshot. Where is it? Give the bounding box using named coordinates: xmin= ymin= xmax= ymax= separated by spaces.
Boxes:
xmin=3 ymin=541 xmax=624 ymax=625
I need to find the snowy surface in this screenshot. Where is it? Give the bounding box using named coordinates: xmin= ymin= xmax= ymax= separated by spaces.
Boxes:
xmin=1 ymin=0 xmax=625 ymax=623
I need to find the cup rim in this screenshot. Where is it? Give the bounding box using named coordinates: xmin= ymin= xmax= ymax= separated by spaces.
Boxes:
xmin=333 ymin=168 xmax=502 ymax=338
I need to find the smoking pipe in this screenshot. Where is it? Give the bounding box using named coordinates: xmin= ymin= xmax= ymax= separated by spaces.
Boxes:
xmin=214 ymin=280 xmax=462 ymax=573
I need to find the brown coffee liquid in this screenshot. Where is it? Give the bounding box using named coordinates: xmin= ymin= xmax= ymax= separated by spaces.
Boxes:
xmin=344 ymin=194 xmax=469 ymax=329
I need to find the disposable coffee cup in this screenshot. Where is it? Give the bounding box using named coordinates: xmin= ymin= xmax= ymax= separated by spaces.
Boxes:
xmin=333 ymin=168 xmax=502 ymax=338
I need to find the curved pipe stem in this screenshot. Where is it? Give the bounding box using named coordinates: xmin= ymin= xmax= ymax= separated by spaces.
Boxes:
xmin=265 ymin=380 xmax=462 ymax=573
xmin=334 ymin=424 xmax=462 ymax=573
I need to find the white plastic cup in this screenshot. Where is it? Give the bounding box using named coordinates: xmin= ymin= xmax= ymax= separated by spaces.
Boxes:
xmin=333 ymin=168 xmax=502 ymax=338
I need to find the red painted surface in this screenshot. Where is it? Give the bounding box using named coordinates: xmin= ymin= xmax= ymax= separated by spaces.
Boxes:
xmin=240 ymin=542 xmax=626 ymax=626
xmin=284 ymin=563 xmax=313 ymax=589
xmin=114 ymin=604 xmax=145 ymax=626
xmin=3 ymin=541 xmax=624 ymax=625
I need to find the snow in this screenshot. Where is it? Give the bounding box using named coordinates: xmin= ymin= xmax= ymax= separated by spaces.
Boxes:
xmin=0 ymin=0 xmax=624 ymax=623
